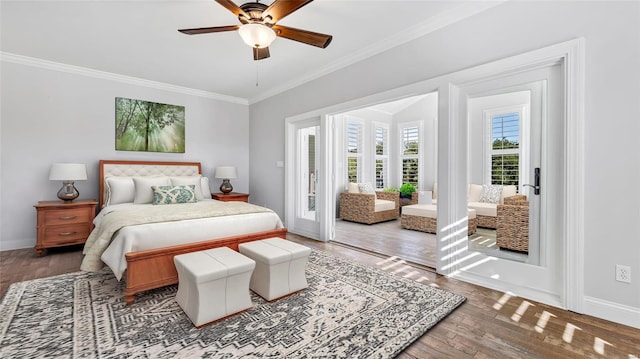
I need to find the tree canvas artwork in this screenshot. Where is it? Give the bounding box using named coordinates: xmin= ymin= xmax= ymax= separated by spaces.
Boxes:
xmin=115 ymin=97 xmax=185 ymax=153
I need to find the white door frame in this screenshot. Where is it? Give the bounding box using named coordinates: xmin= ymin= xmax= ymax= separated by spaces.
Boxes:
xmin=284 ymin=38 xmax=584 ymax=312
xmin=285 ymin=115 xmax=334 ymax=241
xmin=438 ymin=38 xmax=585 ymax=312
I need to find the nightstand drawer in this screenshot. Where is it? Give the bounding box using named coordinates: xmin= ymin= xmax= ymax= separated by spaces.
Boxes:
xmin=43 ymin=208 xmax=91 ymax=226
xmin=43 ymin=224 xmax=91 ymax=245
xmin=34 ymin=199 xmax=97 ymax=256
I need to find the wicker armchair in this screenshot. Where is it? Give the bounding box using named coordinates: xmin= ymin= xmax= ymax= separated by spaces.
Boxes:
xmin=496 ymin=195 xmax=529 ymax=252
xmin=339 ymin=191 xmax=400 ymax=224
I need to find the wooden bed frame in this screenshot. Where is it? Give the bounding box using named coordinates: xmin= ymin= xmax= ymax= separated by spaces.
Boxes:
xmin=98 ymin=160 xmax=287 ymax=305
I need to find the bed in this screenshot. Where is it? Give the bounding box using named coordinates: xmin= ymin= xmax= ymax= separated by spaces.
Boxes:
xmin=81 ymin=160 xmax=287 ymax=305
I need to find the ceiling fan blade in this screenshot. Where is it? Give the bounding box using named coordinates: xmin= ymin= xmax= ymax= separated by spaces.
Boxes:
xmin=215 ymin=0 xmax=249 ymax=19
xmin=263 ymin=0 xmax=313 ymax=24
xmin=178 ymin=25 xmax=239 ymax=35
xmin=272 ymin=25 xmax=332 ymax=48
xmin=253 ymin=47 xmax=270 ymax=61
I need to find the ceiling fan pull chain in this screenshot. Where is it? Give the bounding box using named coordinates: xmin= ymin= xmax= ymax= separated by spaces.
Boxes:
xmin=256 ymin=61 xmax=259 ymax=87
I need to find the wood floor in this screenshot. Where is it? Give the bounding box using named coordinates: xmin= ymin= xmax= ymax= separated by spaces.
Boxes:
xmin=334 ymin=218 xmax=437 ymax=268
xmin=1 ymin=239 xmax=638 ymax=358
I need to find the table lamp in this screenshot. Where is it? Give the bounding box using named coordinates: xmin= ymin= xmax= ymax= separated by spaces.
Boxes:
xmin=49 ymin=163 xmax=87 ymax=202
xmin=215 ymin=166 xmax=237 ymax=194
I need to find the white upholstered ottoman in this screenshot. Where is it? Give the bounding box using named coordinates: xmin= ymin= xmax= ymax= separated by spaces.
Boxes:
xmin=238 ymin=238 xmax=311 ymax=301
xmin=173 ymin=247 xmax=255 ymax=327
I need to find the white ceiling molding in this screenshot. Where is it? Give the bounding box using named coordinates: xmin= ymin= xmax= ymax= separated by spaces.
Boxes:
xmin=0 ymin=52 xmax=249 ymax=106
xmin=248 ymin=1 xmax=507 ymax=105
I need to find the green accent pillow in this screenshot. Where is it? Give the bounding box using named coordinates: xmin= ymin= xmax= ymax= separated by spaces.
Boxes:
xmin=151 ymin=185 xmax=197 ymax=205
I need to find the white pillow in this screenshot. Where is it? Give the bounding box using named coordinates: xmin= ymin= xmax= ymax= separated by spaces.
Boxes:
xmin=479 ymin=184 xmax=503 ymax=204
xmin=201 ymin=176 xmax=211 ymax=199
xmin=133 ymin=176 xmax=171 ymax=204
xmin=170 ymin=175 xmax=205 ymax=200
xmin=468 ymin=184 xmax=483 ymax=202
xmin=358 ymin=182 xmax=376 ymax=194
xmin=347 ymin=182 xmax=360 ymax=193
xmin=105 ymin=176 xmax=135 ymax=206
xmin=501 ymin=185 xmax=518 ymax=204
xmin=418 ymin=191 xmax=433 ymax=205
xmin=432 ymin=182 xmax=437 ymax=199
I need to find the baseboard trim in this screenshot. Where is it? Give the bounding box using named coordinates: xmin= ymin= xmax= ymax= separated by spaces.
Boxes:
xmin=0 ymin=238 xmax=34 ymax=252
xmin=584 ymin=296 xmax=640 ymax=329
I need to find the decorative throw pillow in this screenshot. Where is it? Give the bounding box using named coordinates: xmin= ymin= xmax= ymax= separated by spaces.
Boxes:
xmin=358 ymin=182 xmax=376 ymax=195
xmin=151 ymin=185 xmax=197 ymax=205
xmin=479 ymin=184 xmax=503 ymax=204
xmin=170 ymin=175 xmax=204 ymax=200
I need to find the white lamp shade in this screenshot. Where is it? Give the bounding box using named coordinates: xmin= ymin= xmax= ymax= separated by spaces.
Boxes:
xmin=215 ymin=166 xmax=238 ymax=179
xmin=49 ymin=163 xmax=87 ymax=181
xmin=238 ymin=23 xmax=276 ymax=49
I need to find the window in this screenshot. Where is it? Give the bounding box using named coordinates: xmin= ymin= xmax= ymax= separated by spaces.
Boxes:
xmin=374 ymin=125 xmax=389 ymax=189
xmin=346 ymin=121 xmax=363 ymax=183
xmin=490 ymin=113 xmax=520 ymax=186
xmin=400 ymin=124 xmax=420 ymax=186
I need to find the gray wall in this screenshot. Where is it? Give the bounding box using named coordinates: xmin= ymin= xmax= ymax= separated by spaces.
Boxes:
xmin=1 ymin=61 xmax=250 ymax=250
xmin=249 ymin=1 xmax=639 ymax=322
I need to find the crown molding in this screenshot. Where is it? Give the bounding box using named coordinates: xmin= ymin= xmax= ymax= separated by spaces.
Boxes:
xmin=0 ymin=52 xmax=249 ymax=106
xmin=248 ymin=1 xmax=507 ymax=104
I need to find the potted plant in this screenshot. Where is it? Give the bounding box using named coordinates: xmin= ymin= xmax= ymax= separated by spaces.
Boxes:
xmin=399 ymin=183 xmax=416 ymax=207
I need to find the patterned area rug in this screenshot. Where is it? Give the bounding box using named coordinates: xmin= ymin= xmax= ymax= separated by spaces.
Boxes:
xmin=0 ymin=250 xmax=465 ymax=358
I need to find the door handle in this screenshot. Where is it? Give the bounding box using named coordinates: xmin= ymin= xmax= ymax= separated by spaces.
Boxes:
xmin=523 ymin=167 xmax=540 ymax=195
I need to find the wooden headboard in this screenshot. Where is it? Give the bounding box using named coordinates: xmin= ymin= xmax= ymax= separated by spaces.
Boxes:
xmin=99 ymin=160 xmax=202 ymax=209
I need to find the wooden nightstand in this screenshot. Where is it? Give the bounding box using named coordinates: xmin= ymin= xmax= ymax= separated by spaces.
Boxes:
xmin=211 ymin=192 xmax=250 ymax=203
xmin=33 ymin=200 xmax=98 ymax=256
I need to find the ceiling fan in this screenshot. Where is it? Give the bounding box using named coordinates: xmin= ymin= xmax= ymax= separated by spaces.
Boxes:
xmin=178 ymin=0 xmax=333 ymax=61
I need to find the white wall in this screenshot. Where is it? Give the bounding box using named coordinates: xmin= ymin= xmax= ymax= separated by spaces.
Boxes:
xmin=249 ymin=1 xmax=640 ymax=326
xmin=0 ymin=61 xmax=250 ymax=250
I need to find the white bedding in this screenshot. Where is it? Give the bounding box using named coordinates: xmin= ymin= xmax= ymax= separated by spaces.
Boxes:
xmin=92 ymin=200 xmax=284 ymax=280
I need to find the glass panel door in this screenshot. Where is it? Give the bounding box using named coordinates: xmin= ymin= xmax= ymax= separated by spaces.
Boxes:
xmin=467 ymin=86 xmax=543 ymax=265
xmin=291 ymin=119 xmax=321 ymax=238
xmin=298 ymin=125 xmax=319 ymax=221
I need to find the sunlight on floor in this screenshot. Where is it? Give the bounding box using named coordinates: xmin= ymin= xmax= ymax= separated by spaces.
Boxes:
xmin=511 ymin=300 xmax=535 ymax=322
xmin=468 ymin=228 xmax=528 ymax=262
xmin=490 ymin=291 xmax=634 ymax=357
xmin=535 ymin=310 xmax=556 ymax=333
xmin=371 ymin=252 xmax=637 ymax=358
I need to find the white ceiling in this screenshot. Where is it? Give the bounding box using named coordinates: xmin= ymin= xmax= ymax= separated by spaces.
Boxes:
xmin=1 ymin=1 xmax=502 ymax=104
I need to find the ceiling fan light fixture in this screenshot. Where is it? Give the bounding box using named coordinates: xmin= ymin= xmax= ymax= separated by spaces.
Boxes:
xmin=238 ymin=23 xmax=276 ymax=49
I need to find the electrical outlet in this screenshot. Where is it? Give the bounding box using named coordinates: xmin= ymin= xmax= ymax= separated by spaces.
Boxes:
xmin=615 ymin=265 xmax=631 ymax=283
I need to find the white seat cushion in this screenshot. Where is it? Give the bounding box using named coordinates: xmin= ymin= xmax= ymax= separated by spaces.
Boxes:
xmin=468 ymin=201 xmax=497 ymax=217
xmin=374 ymin=199 xmax=395 ymax=212
xmin=403 ymin=204 xmax=476 ymax=219
xmin=402 ymin=204 xmax=437 ymax=218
